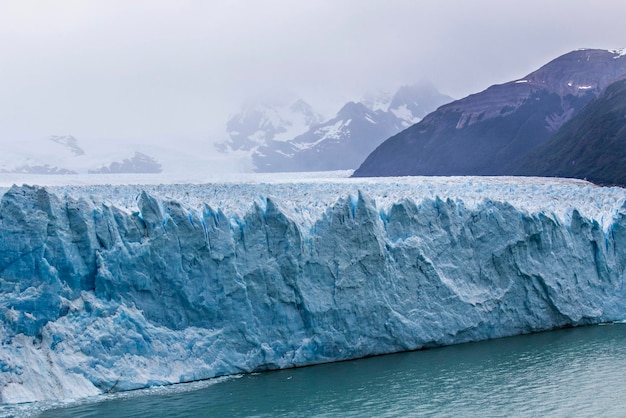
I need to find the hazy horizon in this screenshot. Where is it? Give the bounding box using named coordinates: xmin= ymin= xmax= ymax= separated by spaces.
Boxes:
xmin=1 ymin=0 xmax=625 ymax=149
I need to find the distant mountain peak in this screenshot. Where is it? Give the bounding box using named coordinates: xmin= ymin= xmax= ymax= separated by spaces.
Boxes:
xmin=48 ymin=135 xmax=85 ymax=156
xmin=361 ymin=90 xmax=393 ymax=112
xmin=389 ymin=82 xmax=453 ymax=127
xmin=360 ymin=82 xmax=451 ymax=118
xmin=289 ymin=98 xmax=314 ymax=112
xmin=251 ymin=84 xmax=453 ymax=172
xmin=89 ymin=152 xmax=162 ymax=174
xmin=522 ymin=48 xmax=626 ymax=96
xmin=336 ymin=101 xmax=374 ymax=118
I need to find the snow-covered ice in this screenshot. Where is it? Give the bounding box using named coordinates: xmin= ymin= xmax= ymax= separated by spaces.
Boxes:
xmin=1 ymin=172 xmax=626 ymax=406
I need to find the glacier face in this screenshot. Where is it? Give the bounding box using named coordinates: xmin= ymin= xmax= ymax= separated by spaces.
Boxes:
xmin=1 ymin=177 xmax=626 ymax=404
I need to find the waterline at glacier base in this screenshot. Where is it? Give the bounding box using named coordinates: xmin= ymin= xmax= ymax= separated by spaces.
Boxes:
xmin=1 ymin=176 xmax=626 ymax=405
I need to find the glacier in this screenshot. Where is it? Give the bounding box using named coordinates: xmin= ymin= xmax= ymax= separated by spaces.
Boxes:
xmin=1 ymin=175 xmax=626 ymax=405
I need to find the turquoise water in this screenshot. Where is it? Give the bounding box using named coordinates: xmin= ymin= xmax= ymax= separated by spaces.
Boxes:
xmin=18 ymin=324 xmax=626 ymax=417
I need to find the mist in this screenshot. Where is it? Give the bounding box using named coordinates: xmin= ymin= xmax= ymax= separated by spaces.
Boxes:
xmin=1 ymin=0 xmax=625 ymax=149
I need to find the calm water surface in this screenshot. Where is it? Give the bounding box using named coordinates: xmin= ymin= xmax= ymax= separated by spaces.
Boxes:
xmin=22 ymin=324 xmax=626 ymax=417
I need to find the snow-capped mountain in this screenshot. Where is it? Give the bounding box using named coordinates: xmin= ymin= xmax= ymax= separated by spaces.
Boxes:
xmin=252 ymin=83 xmax=453 ymax=172
xmin=0 ymin=135 xmax=163 ymax=175
xmin=215 ymin=99 xmax=324 ymax=153
xmin=388 ymin=83 xmax=453 ymax=127
xmin=253 ymin=101 xmax=400 ymax=172
xmin=354 ymin=49 xmax=626 ymax=178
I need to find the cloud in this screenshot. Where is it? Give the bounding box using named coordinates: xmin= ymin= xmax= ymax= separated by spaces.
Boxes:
xmin=1 ymin=0 xmax=625 ymax=147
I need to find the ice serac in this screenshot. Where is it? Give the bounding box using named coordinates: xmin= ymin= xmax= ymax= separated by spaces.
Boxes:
xmin=2 ymin=182 xmax=626 ymax=404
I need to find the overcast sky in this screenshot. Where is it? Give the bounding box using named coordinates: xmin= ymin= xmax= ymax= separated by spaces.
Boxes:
xmin=1 ymin=0 xmax=625 ymax=147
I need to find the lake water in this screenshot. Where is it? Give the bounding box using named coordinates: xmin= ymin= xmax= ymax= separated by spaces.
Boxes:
xmin=12 ymin=324 xmax=626 ymax=417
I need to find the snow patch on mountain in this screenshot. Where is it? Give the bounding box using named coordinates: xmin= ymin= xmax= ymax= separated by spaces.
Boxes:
xmin=390 ymin=104 xmax=421 ymax=127
xmin=311 ymin=119 xmax=352 ymax=141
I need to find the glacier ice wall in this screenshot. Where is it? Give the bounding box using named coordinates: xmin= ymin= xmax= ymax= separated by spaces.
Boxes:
xmin=1 ymin=181 xmax=626 ymax=404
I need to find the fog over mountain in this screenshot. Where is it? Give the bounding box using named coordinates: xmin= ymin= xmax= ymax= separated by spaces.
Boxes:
xmin=1 ymin=0 xmax=626 ymax=171
xmin=247 ymin=83 xmax=453 ymax=172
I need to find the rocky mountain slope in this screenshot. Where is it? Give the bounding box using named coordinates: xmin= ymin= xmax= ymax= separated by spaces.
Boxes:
xmin=512 ymin=76 xmax=626 ymax=186
xmin=353 ymin=49 xmax=626 ymax=177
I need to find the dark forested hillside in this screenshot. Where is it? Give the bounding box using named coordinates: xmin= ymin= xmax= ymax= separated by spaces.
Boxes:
xmin=511 ymin=77 xmax=626 ymax=187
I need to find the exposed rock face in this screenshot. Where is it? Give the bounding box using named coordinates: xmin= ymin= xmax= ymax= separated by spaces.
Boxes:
xmin=354 ymin=49 xmax=626 ymax=177
xmin=2 ymin=181 xmax=626 ymax=404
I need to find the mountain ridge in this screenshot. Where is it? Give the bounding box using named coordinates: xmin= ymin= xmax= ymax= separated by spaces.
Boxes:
xmin=353 ymin=49 xmax=626 ymax=178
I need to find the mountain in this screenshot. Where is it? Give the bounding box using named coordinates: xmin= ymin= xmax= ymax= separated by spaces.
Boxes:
xmin=89 ymin=152 xmax=162 ymax=174
xmin=512 ymin=76 xmax=626 ymax=186
xmin=252 ymin=101 xmax=399 ymax=172
xmin=353 ymin=49 xmax=626 ymax=177
xmin=2 ymin=179 xmax=626 ymax=404
xmin=0 ymin=135 xmax=163 ymax=175
xmin=215 ymin=99 xmax=324 ymax=153
xmin=49 ymin=135 xmax=85 ymax=156
xmin=388 ymin=83 xmax=455 ymax=127
xmin=0 ymin=135 xmax=83 ymax=174
xmin=253 ymin=83 xmax=453 ymax=172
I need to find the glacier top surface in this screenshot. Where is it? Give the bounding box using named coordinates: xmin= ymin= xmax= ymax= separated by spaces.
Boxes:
xmin=1 ymin=171 xmax=624 ymax=229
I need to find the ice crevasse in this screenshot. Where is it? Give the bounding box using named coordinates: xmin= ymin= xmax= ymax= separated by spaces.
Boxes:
xmin=1 ymin=179 xmax=626 ymax=404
